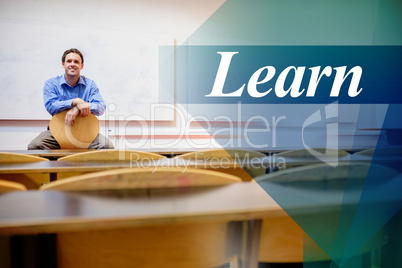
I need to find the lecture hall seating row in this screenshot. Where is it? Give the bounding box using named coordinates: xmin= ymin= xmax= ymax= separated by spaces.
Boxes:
xmin=1 ymin=147 xmax=401 ymax=267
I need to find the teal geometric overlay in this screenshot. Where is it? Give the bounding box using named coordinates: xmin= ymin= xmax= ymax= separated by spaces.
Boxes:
xmin=169 ymin=0 xmax=402 ymax=267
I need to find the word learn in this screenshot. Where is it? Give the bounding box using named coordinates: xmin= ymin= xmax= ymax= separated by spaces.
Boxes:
xmin=206 ymin=52 xmax=363 ymax=98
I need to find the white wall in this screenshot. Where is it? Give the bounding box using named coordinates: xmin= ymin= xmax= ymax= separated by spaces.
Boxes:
xmin=0 ymin=0 xmax=386 ymax=151
xmin=0 ymin=0 xmax=226 ymax=150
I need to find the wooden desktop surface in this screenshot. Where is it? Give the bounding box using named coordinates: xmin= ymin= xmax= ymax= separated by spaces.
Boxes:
xmin=1 ymin=177 xmax=400 ymax=267
xmin=0 ymin=183 xmax=278 ymax=235
xmin=0 ymin=148 xmax=284 ymax=159
xmin=2 ymin=177 xmax=396 ymax=235
xmin=0 ymin=183 xmax=274 ymax=268
xmin=0 ymin=149 xmax=97 ymax=159
xmin=0 ymin=155 xmax=378 ymax=175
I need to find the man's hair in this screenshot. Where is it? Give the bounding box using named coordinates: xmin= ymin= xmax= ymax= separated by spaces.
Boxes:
xmin=61 ymin=48 xmax=84 ymax=64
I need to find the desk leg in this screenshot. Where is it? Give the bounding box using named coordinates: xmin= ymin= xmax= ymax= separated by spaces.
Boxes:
xmin=0 ymin=236 xmax=11 ymax=267
xmin=50 ymin=173 xmax=57 ymax=182
xmin=244 ymin=219 xmax=262 ymax=268
xmin=10 ymin=234 xmax=57 ymax=268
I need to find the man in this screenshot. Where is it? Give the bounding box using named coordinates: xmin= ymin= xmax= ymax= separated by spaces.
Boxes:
xmin=28 ymin=48 xmax=114 ymax=149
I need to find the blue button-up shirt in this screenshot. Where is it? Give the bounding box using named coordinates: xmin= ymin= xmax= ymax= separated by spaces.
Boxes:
xmin=43 ymin=75 xmax=106 ymax=116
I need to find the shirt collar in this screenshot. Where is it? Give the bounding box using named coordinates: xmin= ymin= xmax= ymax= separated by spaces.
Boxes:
xmin=60 ymin=75 xmax=86 ymax=87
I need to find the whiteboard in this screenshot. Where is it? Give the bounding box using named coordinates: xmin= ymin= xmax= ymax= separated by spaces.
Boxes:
xmin=0 ymin=22 xmax=175 ymax=120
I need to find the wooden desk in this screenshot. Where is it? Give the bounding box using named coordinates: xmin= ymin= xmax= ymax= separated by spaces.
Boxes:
xmin=0 ymin=154 xmax=382 ymax=181
xmin=0 ymin=148 xmax=281 ymax=160
xmin=1 ymin=149 xmax=183 ymax=160
xmin=0 ymin=183 xmax=279 ymax=268
xmin=0 ymin=160 xmax=129 ymax=182
xmin=0 ymin=154 xmax=383 ymax=174
xmin=0 ymin=148 xmax=369 ymax=161
xmin=0 ymin=149 xmax=97 ymax=160
xmin=0 ymin=158 xmax=270 ymax=183
xmin=0 ymin=156 xmax=337 ymax=182
xmin=0 ymin=154 xmax=400 ymax=185
xmin=0 ymin=183 xmax=276 ymax=235
xmin=0 ymin=181 xmax=361 ymax=267
xmin=1 ymin=176 xmax=400 ymax=267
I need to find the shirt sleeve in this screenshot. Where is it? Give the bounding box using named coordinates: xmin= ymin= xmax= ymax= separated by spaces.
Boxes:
xmin=87 ymin=80 xmax=106 ymax=116
xmin=43 ymin=79 xmax=73 ymax=116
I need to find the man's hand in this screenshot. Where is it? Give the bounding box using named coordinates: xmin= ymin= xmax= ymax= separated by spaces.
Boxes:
xmin=72 ymin=98 xmax=91 ymax=117
xmin=65 ymin=106 xmax=80 ymax=127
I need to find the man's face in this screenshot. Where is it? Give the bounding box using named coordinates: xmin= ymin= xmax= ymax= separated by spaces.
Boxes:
xmin=62 ymin=53 xmax=84 ymax=77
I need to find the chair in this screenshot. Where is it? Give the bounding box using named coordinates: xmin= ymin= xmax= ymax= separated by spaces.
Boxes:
xmin=274 ymin=148 xmax=350 ymax=170
xmin=0 ymin=152 xmax=49 ymax=189
xmin=42 ymin=168 xmax=242 ymax=268
xmin=174 ymin=149 xmax=266 ymax=181
xmin=0 ymin=179 xmax=26 ymax=193
xmin=57 ymin=222 xmax=239 ymax=268
xmin=254 ymin=162 xmax=399 ymax=264
xmin=40 ymin=167 xmax=241 ymax=191
xmin=49 ymin=110 xmax=100 ymax=149
xmin=56 ymin=149 xmax=167 ymax=180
